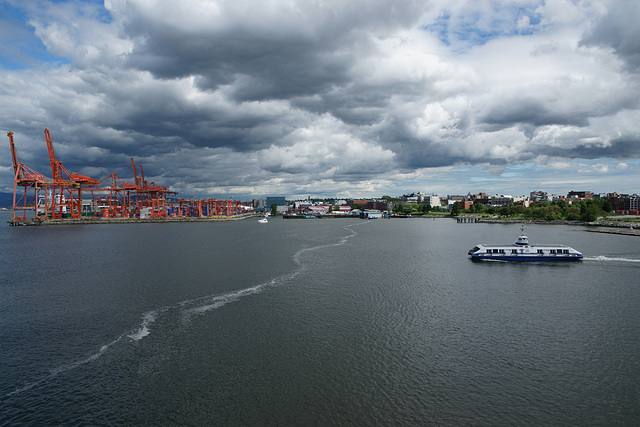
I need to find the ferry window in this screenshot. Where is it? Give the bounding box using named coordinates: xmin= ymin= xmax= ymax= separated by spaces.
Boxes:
xmin=550 ymin=249 xmax=556 ymax=254
xmin=537 ymin=249 xmax=544 ymax=254
xmin=511 ymin=249 xmax=517 ymax=254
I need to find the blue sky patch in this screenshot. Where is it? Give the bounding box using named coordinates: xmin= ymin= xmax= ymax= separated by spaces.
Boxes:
xmin=424 ymin=4 xmax=543 ymax=51
xmin=0 ymin=0 xmax=110 ymax=70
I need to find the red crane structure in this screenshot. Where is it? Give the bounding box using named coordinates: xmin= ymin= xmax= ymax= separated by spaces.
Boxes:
xmin=7 ymin=128 xmax=246 ymax=224
xmin=129 ymin=158 xmax=177 ymax=217
xmin=44 ymin=129 xmax=99 ymax=218
xmin=7 ymin=131 xmax=51 ymax=223
xmin=89 ymin=173 xmax=133 ymax=218
xmin=177 ymin=197 xmax=243 ymax=217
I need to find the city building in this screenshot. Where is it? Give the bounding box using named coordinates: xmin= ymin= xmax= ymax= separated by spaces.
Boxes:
xmin=266 ymin=196 xmax=287 ymax=214
xmin=530 ymin=191 xmax=553 ymax=202
xmin=567 ymin=191 xmax=593 ymax=199
xmin=423 ymin=195 xmax=441 ymax=208
xmin=492 ymin=195 xmax=514 ymax=207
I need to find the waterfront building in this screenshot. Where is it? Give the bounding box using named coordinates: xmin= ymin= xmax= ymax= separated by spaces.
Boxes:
xmin=360 ymin=210 xmax=383 ymax=219
xmin=266 ymin=196 xmax=287 ymax=214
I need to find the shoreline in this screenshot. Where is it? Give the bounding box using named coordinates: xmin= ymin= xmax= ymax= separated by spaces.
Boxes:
xmin=463 ymin=217 xmax=640 ymax=236
xmin=7 ymin=214 xmax=256 ymax=226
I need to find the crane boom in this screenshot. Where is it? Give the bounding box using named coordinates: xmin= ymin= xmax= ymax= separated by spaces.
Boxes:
xmin=139 ymin=164 xmax=145 ymax=188
xmin=44 ymin=128 xmax=58 ymax=180
xmin=131 ymin=158 xmax=140 ymax=188
xmin=8 ymin=132 xmax=19 ymax=176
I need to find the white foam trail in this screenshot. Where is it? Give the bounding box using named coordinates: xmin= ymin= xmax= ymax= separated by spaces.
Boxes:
xmin=292 ymin=222 xmax=363 ymax=264
xmin=6 ymin=221 xmax=368 ymax=397
xmin=183 ymin=284 xmax=266 ymax=318
xmin=127 ymin=310 xmax=157 ymax=341
xmin=6 ymin=335 xmax=125 ymax=397
xmin=584 ymin=256 xmax=640 ymax=263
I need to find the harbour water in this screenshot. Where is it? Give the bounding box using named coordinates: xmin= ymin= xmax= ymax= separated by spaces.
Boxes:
xmin=1 ymin=211 xmax=639 ymax=425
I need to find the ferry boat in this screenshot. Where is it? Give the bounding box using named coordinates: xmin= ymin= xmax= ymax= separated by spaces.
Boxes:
xmin=468 ymin=226 xmax=583 ymax=262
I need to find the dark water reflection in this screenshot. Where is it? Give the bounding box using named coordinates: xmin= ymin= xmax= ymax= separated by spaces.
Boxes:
xmin=1 ymin=213 xmax=639 ymax=425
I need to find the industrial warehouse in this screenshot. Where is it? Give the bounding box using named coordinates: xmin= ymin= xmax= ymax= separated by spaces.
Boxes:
xmin=7 ymin=129 xmax=246 ymax=225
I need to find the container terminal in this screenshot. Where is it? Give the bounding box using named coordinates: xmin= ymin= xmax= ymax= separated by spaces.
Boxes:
xmin=7 ymin=130 xmax=245 ymax=225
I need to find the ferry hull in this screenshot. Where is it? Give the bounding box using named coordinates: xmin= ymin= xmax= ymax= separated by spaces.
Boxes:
xmin=471 ymin=254 xmax=583 ymax=262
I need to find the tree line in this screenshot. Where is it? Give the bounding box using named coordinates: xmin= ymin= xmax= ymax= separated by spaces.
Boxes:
xmin=393 ymin=199 xmax=613 ymax=221
xmin=453 ymin=198 xmax=613 ymax=221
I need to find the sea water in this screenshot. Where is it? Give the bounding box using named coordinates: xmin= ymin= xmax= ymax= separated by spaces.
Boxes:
xmin=1 ymin=211 xmax=639 ymax=425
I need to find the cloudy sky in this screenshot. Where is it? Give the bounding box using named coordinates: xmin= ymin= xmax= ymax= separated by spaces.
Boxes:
xmin=1 ymin=0 xmax=639 ymax=200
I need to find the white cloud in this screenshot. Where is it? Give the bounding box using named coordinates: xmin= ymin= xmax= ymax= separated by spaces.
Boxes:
xmin=0 ymin=0 xmax=639 ymax=198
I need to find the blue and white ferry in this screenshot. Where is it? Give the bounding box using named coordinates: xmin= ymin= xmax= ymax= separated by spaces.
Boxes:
xmin=468 ymin=226 xmax=583 ymax=262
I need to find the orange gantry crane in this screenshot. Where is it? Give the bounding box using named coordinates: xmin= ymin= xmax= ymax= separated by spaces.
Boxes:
xmin=7 ymin=128 xmax=244 ymax=223
xmin=89 ymin=173 xmax=133 ymax=218
xmin=44 ymin=129 xmax=99 ymax=218
xmin=177 ymin=197 xmax=243 ymax=217
xmin=129 ymin=158 xmax=178 ymax=217
xmin=7 ymin=131 xmax=51 ymax=223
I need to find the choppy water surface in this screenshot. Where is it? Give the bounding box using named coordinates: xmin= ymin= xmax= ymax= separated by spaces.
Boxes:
xmin=1 ymin=212 xmax=639 ymax=425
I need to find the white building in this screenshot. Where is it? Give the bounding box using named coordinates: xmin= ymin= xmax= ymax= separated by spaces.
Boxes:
xmin=423 ymin=195 xmax=441 ymax=208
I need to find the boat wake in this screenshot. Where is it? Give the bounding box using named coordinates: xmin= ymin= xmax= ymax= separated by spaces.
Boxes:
xmin=127 ymin=310 xmax=158 ymax=341
xmin=583 ymin=255 xmax=640 ymax=263
xmin=6 ymin=222 xmax=366 ymax=397
xmin=6 ymin=335 xmax=126 ymax=396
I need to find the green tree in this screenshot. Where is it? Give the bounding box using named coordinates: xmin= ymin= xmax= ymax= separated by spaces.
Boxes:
xmin=566 ymin=206 xmax=581 ymax=221
xmin=450 ymin=201 xmax=461 ymax=216
xmin=581 ymin=204 xmax=600 ymax=221
xmin=499 ymin=205 xmax=516 ymax=217
xmin=270 ymin=203 xmax=278 ymax=216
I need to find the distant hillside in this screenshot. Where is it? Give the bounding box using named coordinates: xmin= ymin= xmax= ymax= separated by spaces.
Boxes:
xmin=0 ymin=192 xmax=14 ymax=208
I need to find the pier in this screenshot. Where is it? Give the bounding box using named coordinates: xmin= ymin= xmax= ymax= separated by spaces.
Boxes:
xmin=456 ymin=216 xmax=481 ymax=223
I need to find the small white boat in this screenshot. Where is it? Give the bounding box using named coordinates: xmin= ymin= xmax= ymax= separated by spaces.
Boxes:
xmin=468 ymin=226 xmax=583 ymax=262
xmin=258 ymin=216 xmax=268 ymax=223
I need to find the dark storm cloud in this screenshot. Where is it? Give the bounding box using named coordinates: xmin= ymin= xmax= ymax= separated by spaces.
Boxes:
xmin=536 ymin=135 xmax=640 ymax=160
xmin=117 ymin=0 xmax=423 ymax=102
xmin=580 ymin=1 xmax=640 ymax=73
xmin=2 ymin=0 xmax=639 ymax=197
xmin=399 ymin=139 xmax=470 ymax=168
xmin=479 ymin=97 xmax=589 ymax=129
xmin=130 ymin=31 xmax=355 ymax=102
